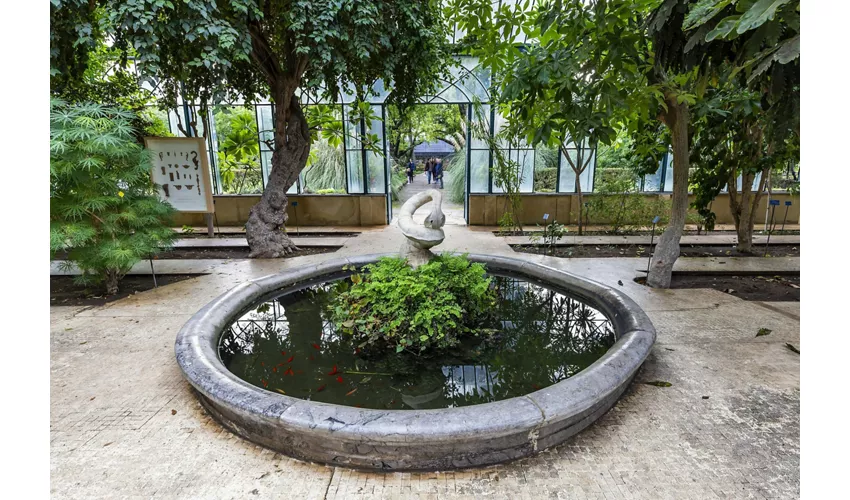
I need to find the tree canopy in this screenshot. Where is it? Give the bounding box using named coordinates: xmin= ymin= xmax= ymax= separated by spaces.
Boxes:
xmin=52 ymin=1 xmax=451 ymax=118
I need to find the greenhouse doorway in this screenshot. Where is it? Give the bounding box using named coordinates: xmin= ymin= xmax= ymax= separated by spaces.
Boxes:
xmin=386 ymin=103 xmax=468 ymax=226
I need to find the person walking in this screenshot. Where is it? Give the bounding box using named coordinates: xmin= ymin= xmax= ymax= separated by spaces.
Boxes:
xmin=407 ymin=159 xmax=415 ymax=184
xmin=433 ymin=158 xmax=444 ymax=189
xmin=424 ymin=158 xmax=432 ymax=184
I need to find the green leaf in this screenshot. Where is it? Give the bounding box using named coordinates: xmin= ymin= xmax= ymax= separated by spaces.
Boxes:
xmin=683 ymin=0 xmax=733 ymax=31
xmin=756 ymin=328 xmax=772 ymax=337
xmin=705 ymin=15 xmax=741 ymax=42
xmin=736 ymin=0 xmax=791 ymax=34
xmin=774 ymin=35 xmax=800 ymax=64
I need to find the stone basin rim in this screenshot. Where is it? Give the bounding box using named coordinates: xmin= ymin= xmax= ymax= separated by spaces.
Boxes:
xmin=175 ymin=253 xmax=656 ymax=471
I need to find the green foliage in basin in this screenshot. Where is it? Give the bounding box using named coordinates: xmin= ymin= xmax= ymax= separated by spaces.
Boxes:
xmin=331 ymin=255 xmax=497 ymax=353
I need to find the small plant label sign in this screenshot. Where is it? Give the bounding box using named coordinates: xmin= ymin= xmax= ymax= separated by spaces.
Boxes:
xmin=543 ymin=213 xmax=549 ymax=221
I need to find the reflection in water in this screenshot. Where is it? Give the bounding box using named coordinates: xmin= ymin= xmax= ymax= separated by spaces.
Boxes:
xmin=219 ymin=275 xmax=615 ymax=409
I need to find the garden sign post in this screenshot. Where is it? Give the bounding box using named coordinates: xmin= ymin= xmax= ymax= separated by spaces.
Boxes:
xmin=647 ymin=216 xmax=661 ymax=277
xmin=764 ymin=199 xmax=780 ymax=255
xmin=144 ymin=137 xmax=215 ymax=237
xmin=781 ymin=200 xmax=792 ymax=231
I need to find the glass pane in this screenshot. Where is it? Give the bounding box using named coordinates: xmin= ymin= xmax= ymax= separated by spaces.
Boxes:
xmin=347 ymin=150 xmax=364 ymax=193
xmin=470 ymin=150 xmax=489 ymax=193
xmin=642 ymin=161 xmax=662 ymax=192
xmin=192 ymin=106 xmax=207 ymax=137
xmin=584 ymin=151 xmax=596 ymax=192
xmin=517 ymin=149 xmax=534 ymax=193
xmin=493 ymin=110 xmax=509 ymax=148
xmin=168 ymin=109 xmax=187 ymax=137
xmin=212 ymin=105 xmax=263 ymax=194
xmin=458 ymin=64 xmax=490 ymax=101
xmin=367 ymin=151 xmax=386 ymax=193
xmin=257 ymin=105 xmax=275 ymax=150
xmin=470 ymin=104 xmax=491 ymax=149
xmin=559 ymin=149 xmax=595 ymax=193
xmin=533 ymin=144 xmax=559 ymax=193
xmin=663 ymin=153 xmax=674 ymax=192
xmin=260 ymin=151 xmax=272 ymax=189
xmin=433 ymin=83 xmax=466 ymax=103
xmin=303 ymin=139 xmax=346 ymax=193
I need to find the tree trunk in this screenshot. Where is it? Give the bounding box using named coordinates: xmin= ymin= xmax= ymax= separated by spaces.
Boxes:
xmin=245 ymin=94 xmax=311 ymax=258
xmin=575 ymin=173 xmax=583 ymax=235
xmin=104 ymin=269 xmax=120 ymax=295
xmin=647 ymin=95 xmax=689 ymax=288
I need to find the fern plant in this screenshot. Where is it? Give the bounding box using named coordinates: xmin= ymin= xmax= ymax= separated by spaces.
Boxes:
xmin=50 ymin=98 xmax=176 ymax=294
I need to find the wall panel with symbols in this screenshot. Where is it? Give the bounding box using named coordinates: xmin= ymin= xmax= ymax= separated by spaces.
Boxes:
xmin=144 ymin=137 xmax=215 ymax=213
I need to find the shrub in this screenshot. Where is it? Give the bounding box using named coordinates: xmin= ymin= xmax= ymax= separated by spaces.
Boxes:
xmin=587 ymin=167 xmax=672 ymax=233
xmin=50 ymin=99 xmax=176 ymax=294
xmin=534 ymin=167 xmax=558 ymax=192
xmin=390 ymin=161 xmax=407 ymax=201
xmin=330 ymin=255 xmax=497 ymax=353
xmin=440 ymin=151 xmax=466 ymax=204
xmin=529 ymin=220 xmax=567 ymax=255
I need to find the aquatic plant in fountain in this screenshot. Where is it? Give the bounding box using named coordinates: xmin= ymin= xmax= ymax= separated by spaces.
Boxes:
xmin=330 ymin=254 xmax=497 ymax=353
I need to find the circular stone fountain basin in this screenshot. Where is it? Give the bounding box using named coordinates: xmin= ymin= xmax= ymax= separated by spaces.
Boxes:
xmin=175 ymin=254 xmax=656 ymax=471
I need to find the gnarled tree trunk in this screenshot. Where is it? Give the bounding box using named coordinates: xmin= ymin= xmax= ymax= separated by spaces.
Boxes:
xmin=245 ymin=94 xmax=311 ymax=258
xmin=647 ymin=94 xmax=689 ymax=288
xmin=104 ymin=269 xmax=120 ymax=295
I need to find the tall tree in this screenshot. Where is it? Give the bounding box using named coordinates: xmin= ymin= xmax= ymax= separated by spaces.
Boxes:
xmin=644 ymin=0 xmax=799 ymax=283
xmin=51 ymin=0 xmax=451 ymax=257
xmin=684 ymin=0 xmax=800 ymax=253
xmin=642 ymin=0 xmax=704 ymax=287
xmin=497 ymin=0 xmax=655 ymax=235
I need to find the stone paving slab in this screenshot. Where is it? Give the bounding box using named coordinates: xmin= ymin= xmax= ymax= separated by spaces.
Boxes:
xmin=672 ymin=256 xmax=799 ymax=273
xmin=503 ymin=234 xmax=800 ymax=246
xmin=50 ymin=225 xmax=799 ymax=499
xmin=172 ymin=236 xmax=349 ymax=248
xmin=176 ymin=225 xmax=375 ymax=234
xmin=51 ymin=259 xmax=228 ymax=276
xmin=473 ymin=223 xmax=801 ymax=232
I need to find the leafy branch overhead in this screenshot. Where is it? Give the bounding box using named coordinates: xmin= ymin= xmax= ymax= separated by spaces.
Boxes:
xmin=682 ymin=0 xmax=800 ymax=84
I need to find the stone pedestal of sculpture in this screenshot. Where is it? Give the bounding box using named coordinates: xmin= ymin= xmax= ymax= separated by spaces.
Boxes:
xmin=397 ymin=189 xmax=445 ymax=267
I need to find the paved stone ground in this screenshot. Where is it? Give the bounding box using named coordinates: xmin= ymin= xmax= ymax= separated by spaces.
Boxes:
xmin=50 ymin=225 xmax=800 ymax=499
